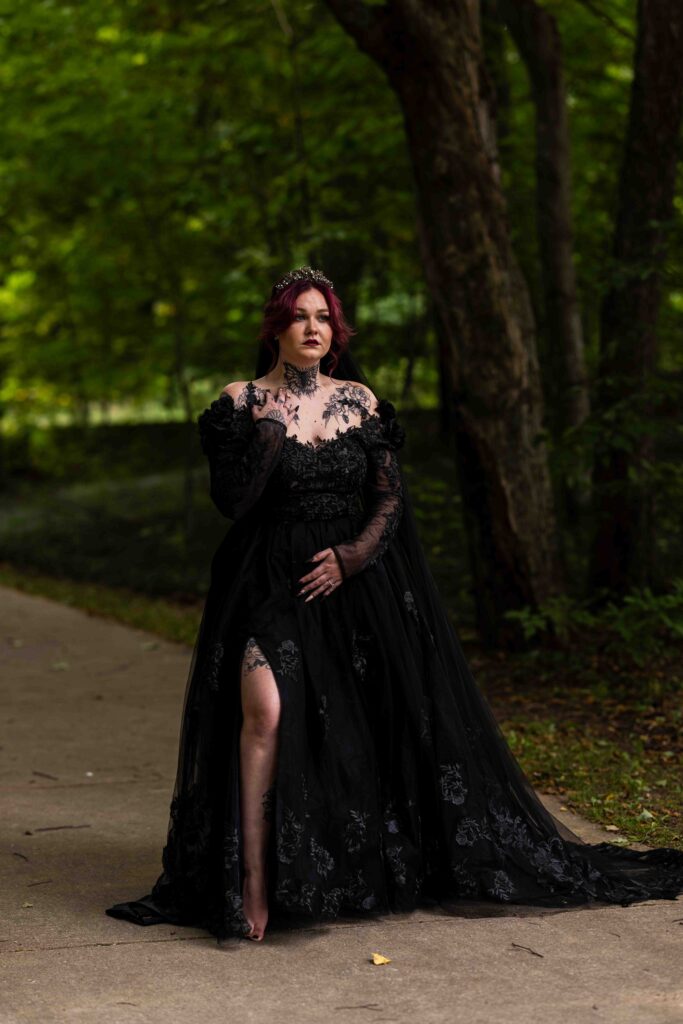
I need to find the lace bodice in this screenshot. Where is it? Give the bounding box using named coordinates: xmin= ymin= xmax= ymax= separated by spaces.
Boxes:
xmin=197 ymin=388 xmax=406 ymax=578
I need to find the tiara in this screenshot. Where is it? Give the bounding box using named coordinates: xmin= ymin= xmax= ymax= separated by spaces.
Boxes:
xmin=272 ymin=265 xmax=334 ymax=293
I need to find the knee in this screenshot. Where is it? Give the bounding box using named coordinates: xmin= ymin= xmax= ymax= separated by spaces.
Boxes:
xmin=243 ymin=703 xmax=280 ymax=741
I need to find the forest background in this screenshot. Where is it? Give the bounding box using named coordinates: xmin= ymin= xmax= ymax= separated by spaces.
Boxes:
xmin=0 ymin=0 xmax=681 ymax=849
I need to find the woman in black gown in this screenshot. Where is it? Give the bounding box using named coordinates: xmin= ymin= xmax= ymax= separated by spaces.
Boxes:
xmin=106 ymin=265 xmax=683 ymax=943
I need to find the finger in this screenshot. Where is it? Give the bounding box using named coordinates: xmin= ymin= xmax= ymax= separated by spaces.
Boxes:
xmin=299 ymin=567 xmax=329 ymax=590
xmin=304 ymin=572 xmax=340 ymax=600
xmin=302 ymin=572 xmax=330 ymax=599
xmin=298 ymin=551 xmax=329 ymax=584
xmin=298 ymin=563 xmax=320 ymax=586
xmin=299 ymin=563 xmax=324 ymax=584
xmin=305 ymin=580 xmax=334 ymax=602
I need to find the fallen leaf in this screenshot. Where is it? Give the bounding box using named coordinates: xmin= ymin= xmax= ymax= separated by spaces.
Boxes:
xmin=370 ymin=952 xmax=391 ymax=965
xmin=21 ymin=902 xmax=33 ymax=908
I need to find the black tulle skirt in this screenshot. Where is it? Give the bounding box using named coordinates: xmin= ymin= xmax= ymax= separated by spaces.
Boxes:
xmin=106 ymin=502 xmax=683 ymax=940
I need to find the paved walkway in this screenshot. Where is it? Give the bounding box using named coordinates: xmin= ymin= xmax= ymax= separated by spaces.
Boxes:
xmin=1 ymin=585 xmax=681 ymax=1024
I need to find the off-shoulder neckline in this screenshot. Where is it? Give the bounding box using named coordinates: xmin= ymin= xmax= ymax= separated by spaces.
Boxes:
xmin=210 ymin=388 xmax=388 ymax=452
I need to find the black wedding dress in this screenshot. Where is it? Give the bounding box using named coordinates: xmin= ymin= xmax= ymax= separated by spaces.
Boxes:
xmin=106 ymin=349 xmax=683 ymax=941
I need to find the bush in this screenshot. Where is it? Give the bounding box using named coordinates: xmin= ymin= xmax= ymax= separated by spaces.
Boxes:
xmin=504 ymin=580 xmax=683 ymax=667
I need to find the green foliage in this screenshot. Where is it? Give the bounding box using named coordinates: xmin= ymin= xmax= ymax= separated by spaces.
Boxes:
xmin=0 ymin=0 xmax=428 ymax=421
xmin=1 ymin=0 xmax=682 ymax=599
xmin=504 ymin=580 xmax=683 ymax=667
xmin=547 ymin=372 xmax=683 ymax=584
xmin=6 ymin=421 xmax=199 ymax=482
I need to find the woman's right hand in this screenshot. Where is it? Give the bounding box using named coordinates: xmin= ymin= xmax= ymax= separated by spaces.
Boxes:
xmin=252 ymin=386 xmax=299 ymax=429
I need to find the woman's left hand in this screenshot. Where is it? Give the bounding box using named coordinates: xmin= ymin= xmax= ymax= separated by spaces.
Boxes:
xmin=298 ymin=548 xmax=344 ymax=602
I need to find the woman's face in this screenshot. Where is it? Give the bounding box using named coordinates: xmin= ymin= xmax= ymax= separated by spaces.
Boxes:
xmin=278 ymin=288 xmax=333 ymax=365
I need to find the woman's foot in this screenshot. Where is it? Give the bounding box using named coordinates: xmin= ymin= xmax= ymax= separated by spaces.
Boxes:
xmin=242 ymin=870 xmax=269 ymax=941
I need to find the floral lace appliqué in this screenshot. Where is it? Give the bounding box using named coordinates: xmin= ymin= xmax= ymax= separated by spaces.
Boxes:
xmin=439 ymin=762 xmax=468 ymax=805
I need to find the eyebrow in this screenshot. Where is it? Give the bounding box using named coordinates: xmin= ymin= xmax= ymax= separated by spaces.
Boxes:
xmin=296 ymin=306 xmax=329 ymax=313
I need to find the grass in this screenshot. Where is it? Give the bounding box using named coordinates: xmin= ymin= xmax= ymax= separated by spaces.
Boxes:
xmin=476 ymin=646 xmax=683 ymax=851
xmin=499 ymin=716 xmax=682 ymax=849
xmin=0 ymin=561 xmax=203 ymax=646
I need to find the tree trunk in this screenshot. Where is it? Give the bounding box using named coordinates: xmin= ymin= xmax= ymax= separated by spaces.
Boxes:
xmin=325 ymin=0 xmax=564 ymax=647
xmin=590 ymin=0 xmax=683 ymax=594
xmin=497 ymin=0 xmax=589 ymax=439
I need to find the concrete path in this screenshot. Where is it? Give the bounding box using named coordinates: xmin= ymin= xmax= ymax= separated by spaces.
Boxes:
xmin=1 ymin=585 xmax=681 ymax=1024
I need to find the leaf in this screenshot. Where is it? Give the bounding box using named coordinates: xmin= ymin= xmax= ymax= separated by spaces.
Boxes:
xmin=21 ymin=901 xmax=34 ymax=908
xmin=370 ymin=952 xmax=391 ymax=965
xmin=604 ymin=824 xmax=620 ymax=831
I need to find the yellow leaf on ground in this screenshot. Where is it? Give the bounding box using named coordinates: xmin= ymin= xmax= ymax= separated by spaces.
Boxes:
xmin=371 ymin=952 xmax=391 ymax=965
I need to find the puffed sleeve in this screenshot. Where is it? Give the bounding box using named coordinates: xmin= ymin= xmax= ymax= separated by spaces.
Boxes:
xmin=197 ymin=392 xmax=287 ymax=521
xmin=330 ymin=399 xmax=406 ymax=579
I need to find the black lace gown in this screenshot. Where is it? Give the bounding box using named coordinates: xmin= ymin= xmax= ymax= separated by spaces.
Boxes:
xmin=106 ymin=383 xmax=683 ymax=940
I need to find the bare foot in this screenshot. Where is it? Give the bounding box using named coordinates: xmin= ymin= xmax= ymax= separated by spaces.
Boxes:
xmin=242 ymin=871 xmax=269 ymax=941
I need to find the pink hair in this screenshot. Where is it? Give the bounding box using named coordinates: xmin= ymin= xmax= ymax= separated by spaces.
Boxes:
xmin=257 ymin=279 xmax=356 ymax=378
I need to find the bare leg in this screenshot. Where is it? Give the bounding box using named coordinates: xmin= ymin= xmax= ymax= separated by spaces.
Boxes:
xmin=239 ymin=637 xmax=281 ymax=941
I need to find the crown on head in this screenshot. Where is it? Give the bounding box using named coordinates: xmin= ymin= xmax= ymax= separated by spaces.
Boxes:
xmin=272 ymin=265 xmax=334 ymax=294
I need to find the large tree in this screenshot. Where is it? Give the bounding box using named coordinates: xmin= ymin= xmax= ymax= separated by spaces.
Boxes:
xmin=324 ymin=0 xmax=564 ymax=646
xmin=496 ymin=0 xmax=589 ymax=440
xmin=590 ymin=0 xmax=683 ymax=594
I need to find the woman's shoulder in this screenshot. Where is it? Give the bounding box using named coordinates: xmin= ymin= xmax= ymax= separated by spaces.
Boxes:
xmin=197 ymin=382 xmax=253 ymax=448
xmin=330 ymin=379 xmax=379 ymax=417
xmin=220 ymin=381 xmax=251 ymax=406
xmin=328 ymin=381 xmax=405 ymax=449
xmin=354 ymin=387 xmax=405 ymax=451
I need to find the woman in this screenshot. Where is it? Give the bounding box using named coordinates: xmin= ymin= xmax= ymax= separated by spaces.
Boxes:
xmin=106 ymin=266 xmax=683 ymax=943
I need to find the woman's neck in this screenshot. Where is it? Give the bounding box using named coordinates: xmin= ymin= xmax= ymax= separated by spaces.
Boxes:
xmin=270 ymin=359 xmax=323 ymax=397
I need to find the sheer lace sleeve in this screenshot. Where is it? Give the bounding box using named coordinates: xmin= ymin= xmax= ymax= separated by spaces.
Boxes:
xmin=197 ymin=392 xmax=286 ymax=521
xmin=331 ymin=399 xmax=406 ymax=579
